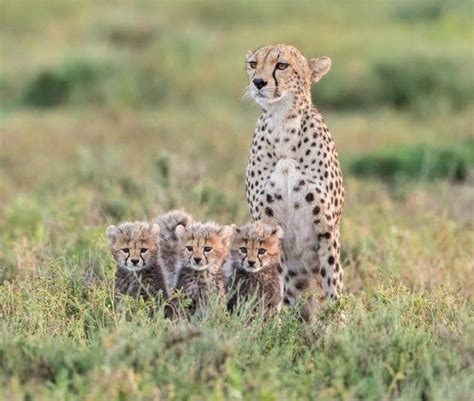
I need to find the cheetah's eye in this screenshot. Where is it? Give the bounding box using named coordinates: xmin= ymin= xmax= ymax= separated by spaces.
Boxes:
xmin=276 ymin=62 xmax=289 ymax=70
xmin=258 ymin=248 xmax=266 ymax=255
xmin=240 ymin=247 xmax=247 ymax=254
xmin=186 ymin=246 xmax=193 ymax=252
xmin=203 ymin=246 xmax=212 ymax=253
xmin=249 ymin=61 xmax=257 ymax=69
xmin=122 ymin=248 xmax=130 ymax=253
xmin=140 ymin=248 xmax=148 ymax=253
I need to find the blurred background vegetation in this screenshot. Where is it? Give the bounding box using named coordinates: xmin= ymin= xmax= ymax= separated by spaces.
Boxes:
xmin=0 ymin=1 xmax=473 ymax=400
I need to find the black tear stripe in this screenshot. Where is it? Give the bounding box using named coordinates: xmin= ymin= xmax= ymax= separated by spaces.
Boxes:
xmin=204 ymin=253 xmax=209 ymax=265
xmin=272 ymin=52 xmax=281 ymax=90
xmin=272 ymin=66 xmax=279 ymax=89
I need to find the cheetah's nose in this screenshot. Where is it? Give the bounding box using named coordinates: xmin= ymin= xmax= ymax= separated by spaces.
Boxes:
xmin=131 ymin=259 xmax=139 ymax=265
xmin=247 ymin=260 xmax=256 ymax=267
xmin=253 ymin=78 xmax=267 ymax=90
xmin=194 ymin=257 xmax=202 ymax=264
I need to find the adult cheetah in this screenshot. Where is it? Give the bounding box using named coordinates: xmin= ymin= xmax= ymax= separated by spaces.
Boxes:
xmin=244 ymin=44 xmax=344 ymax=321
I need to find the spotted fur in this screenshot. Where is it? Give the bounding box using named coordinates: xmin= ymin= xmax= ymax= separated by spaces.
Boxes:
xmin=173 ymin=221 xmax=232 ymax=316
xmin=224 ymin=222 xmax=284 ymax=316
xmin=106 ymin=222 xmax=168 ymax=301
xmin=244 ymin=44 xmax=344 ymax=322
xmin=155 ymin=209 xmax=193 ymax=286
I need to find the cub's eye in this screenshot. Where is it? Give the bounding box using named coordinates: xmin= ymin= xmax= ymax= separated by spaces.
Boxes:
xmin=203 ymin=246 xmax=212 ymax=252
xmin=258 ymin=248 xmax=267 ymax=255
xmin=276 ymin=62 xmax=289 ymax=70
xmin=186 ymin=246 xmax=193 ymax=252
xmin=122 ymin=248 xmax=130 ymax=253
xmin=240 ymin=247 xmax=247 ymax=254
xmin=249 ymin=61 xmax=257 ymax=69
xmin=140 ymin=248 xmax=148 ymax=253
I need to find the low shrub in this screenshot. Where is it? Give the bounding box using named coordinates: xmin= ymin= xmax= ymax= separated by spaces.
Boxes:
xmin=315 ymin=53 xmax=473 ymax=110
xmin=344 ymin=140 xmax=474 ymax=182
xmin=23 ymin=60 xmax=105 ymax=107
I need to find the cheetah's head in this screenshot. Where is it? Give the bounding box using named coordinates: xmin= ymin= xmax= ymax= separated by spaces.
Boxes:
xmin=245 ymin=44 xmax=330 ymax=107
xmin=106 ymin=222 xmax=160 ymax=272
xmin=176 ymin=222 xmax=232 ymax=271
xmin=230 ymin=222 xmax=283 ymax=273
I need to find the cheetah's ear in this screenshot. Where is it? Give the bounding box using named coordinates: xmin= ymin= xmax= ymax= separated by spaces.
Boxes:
xmin=308 ymin=57 xmax=331 ymax=83
xmin=175 ymin=224 xmax=187 ymax=241
xmin=246 ymin=47 xmax=264 ymax=61
xmin=106 ymin=225 xmax=120 ymax=246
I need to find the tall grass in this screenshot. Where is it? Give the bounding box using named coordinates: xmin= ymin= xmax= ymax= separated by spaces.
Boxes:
xmin=1 ymin=261 xmax=472 ymax=400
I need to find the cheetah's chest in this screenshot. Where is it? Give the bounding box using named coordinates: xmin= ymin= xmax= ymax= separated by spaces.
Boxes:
xmin=249 ymin=118 xmax=321 ymax=193
xmin=276 ymin=118 xmax=300 ymax=149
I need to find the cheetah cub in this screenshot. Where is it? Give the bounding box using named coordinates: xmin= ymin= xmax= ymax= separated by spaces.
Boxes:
xmin=155 ymin=209 xmax=193 ymax=286
xmin=173 ymin=222 xmax=231 ymax=316
xmin=106 ymin=222 xmax=168 ymax=301
xmin=225 ymin=222 xmax=284 ymax=316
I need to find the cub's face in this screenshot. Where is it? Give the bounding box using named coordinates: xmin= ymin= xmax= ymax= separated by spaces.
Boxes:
xmin=106 ymin=222 xmax=160 ymax=272
xmin=176 ymin=223 xmax=231 ymax=271
xmin=231 ymin=223 xmax=283 ymax=273
xmin=245 ymin=44 xmax=331 ymax=106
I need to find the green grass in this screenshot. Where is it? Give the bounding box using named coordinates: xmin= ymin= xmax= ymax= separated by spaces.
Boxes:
xmin=1 ymin=266 xmax=472 ymax=401
xmin=0 ymin=1 xmax=473 ymax=400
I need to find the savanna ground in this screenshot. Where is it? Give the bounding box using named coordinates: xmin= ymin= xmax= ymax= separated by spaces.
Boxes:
xmin=0 ymin=1 xmax=473 ymax=400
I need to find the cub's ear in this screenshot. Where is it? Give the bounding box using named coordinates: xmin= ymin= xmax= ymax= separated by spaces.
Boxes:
xmin=150 ymin=223 xmax=160 ymax=237
xmin=175 ymin=224 xmax=187 ymax=241
xmin=106 ymin=225 xmax=120 ymax=246
xmin=218 ymin=225 xmax=233 ymax=245
xmin=271 ymin=225 xmax=284 ymax=240
xmin=231 ymin=224 xmax=241 ymax=235
xmin=308 ymin=56 xmax=331 ymax=83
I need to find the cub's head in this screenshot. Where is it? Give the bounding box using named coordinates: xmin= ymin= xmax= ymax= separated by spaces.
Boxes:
xmin=230 ymin=222 xmax=283 ymax=273
xmin=106 ymin=222 xmax=160 ymax=272
xmin=245 ymin=44 xmax=331 ymax=106
xmin=176 ymin=222 xmax=232 ymax=271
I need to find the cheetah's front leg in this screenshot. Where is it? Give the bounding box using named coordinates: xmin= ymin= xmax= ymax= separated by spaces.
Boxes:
xmin=316 ymin=225 xmax=342 ymax=300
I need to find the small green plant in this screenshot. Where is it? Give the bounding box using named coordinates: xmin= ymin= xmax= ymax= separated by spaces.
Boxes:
xmin=155 ymin=153 xmax=171 ymax=187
